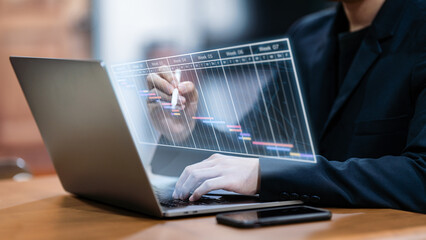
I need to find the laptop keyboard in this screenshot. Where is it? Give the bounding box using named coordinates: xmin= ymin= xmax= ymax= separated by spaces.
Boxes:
xmin=152 ymin=183 xmax=259 ymax=209
xmin=159 ymin=196 xmax=230 ymax=208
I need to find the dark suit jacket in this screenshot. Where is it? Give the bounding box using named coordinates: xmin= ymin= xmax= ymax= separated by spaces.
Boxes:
xmin=259 ymin=0 xmax=426 ymax=213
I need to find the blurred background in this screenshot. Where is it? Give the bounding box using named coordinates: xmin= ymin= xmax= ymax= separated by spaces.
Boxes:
xmin=0 ymin=0 xmax=333 ymax=177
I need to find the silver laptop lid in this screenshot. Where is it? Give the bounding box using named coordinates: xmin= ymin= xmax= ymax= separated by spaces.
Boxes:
xmin=10 ymin=57 xmax=162 ymax=217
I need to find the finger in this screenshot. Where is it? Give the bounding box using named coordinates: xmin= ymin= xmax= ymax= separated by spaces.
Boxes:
xmin=178 ymin=82 xmax=195 ymax=95
xmin=174 ymin=161 xmax=216 ymax=197
xmin=173 ymin=161 xmax=216 ymax=198
xmin=203 ymin=153 xmax=225 ymax=162
xmin=147 ymin=88 xmax=186 ymax=105
xmin=158 ymin=66 xmax=176 ymax=87
xmin=147 ymin=73 xmax=174 ymax=94
xmin=174 ymin=154 xmax=224 ymax=199
xmin=178 ymin=82 xmax=198 ymax=102
xmin=146 ymin=88 xmax=170 ymax=103
xmin=177 ymin=167 xmax=221 ymax=200
xmin=189 ymin=177 xmax=226 ymax=201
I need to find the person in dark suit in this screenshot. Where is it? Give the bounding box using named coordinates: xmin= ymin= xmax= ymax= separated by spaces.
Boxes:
xmin=147 ymin=0 xmax=426 ymax=213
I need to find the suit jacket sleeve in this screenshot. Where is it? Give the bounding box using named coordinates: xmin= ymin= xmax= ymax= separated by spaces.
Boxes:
xmin=259 ymin=59 xmax=426 ymax=213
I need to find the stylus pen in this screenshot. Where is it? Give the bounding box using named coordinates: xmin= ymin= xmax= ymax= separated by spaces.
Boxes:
xmin=171 ymin=69 xmax=181 ymax=108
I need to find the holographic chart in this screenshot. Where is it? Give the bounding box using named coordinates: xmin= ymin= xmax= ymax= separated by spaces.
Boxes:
xmin=111 ymin=38 xmax=317 ymax=163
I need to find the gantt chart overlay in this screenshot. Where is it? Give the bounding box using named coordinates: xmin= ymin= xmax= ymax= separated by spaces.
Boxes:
xmin=111 ymin=38 xmax=317 ymax=163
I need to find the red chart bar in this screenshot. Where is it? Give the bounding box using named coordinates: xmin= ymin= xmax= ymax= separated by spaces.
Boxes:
xmin=226 ymin=125 xmax=241 ymax=128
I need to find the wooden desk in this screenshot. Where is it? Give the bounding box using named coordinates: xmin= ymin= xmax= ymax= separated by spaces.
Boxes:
xmin=0 ymin=176 xmax=425 ymax=240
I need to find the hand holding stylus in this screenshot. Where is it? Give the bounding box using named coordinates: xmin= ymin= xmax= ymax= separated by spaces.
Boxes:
xmin=146 ymin=66 xmax=198 ymax=142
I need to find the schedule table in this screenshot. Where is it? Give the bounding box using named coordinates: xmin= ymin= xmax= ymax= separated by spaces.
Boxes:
xmin=111 ymin=39 xmax=317 ymax=163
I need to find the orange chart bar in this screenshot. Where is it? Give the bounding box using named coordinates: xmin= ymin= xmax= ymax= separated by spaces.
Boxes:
xmin=252 ymin=141 xmax=294 ymax=148
xmin=148 ymin=96 xmax=161 ymax=99
xmin=238 ymin=137 xmax=252 ymax=140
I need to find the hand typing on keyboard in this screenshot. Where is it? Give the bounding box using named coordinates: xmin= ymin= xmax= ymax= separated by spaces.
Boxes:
xmin=172 ymin=153 xmax=260 ymax=201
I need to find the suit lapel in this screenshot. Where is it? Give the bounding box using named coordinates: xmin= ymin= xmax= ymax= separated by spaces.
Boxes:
xmin=320 ymin=33 xmax=382 ymax=139
xmin=315 ymin=0 xmax=405 ymax=141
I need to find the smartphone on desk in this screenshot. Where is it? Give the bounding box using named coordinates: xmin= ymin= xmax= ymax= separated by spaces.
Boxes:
xmin=216 ymin=205 xmax=331 ymax=228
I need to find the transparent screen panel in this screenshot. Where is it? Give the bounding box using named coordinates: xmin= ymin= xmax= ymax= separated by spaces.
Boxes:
xmin=111 ymin=38 xmax=316 ymax=163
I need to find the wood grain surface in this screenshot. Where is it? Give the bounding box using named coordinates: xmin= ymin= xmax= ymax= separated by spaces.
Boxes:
xmin=0 ymin=176 xmax=425 ymax=240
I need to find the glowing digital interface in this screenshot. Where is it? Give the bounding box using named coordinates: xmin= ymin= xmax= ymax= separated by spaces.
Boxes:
xmin=111 ymin=38 xmax=317 ymax=163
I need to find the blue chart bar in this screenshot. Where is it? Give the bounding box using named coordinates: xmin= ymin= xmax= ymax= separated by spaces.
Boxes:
xmin=111 ymin=38 xmax=317 ymax=163
xmin=267 ymin=146 xmax=291 ymax=152
xmin=203 ymin=121 xmax=226 ymax=124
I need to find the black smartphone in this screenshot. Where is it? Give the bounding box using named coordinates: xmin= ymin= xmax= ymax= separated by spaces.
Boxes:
xmin=216 ymin=205 xmax=331 ymax=228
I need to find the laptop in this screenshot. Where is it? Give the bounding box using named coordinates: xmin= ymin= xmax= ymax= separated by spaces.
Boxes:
xmin=10 ymin=56 xmax=303 ymax=217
